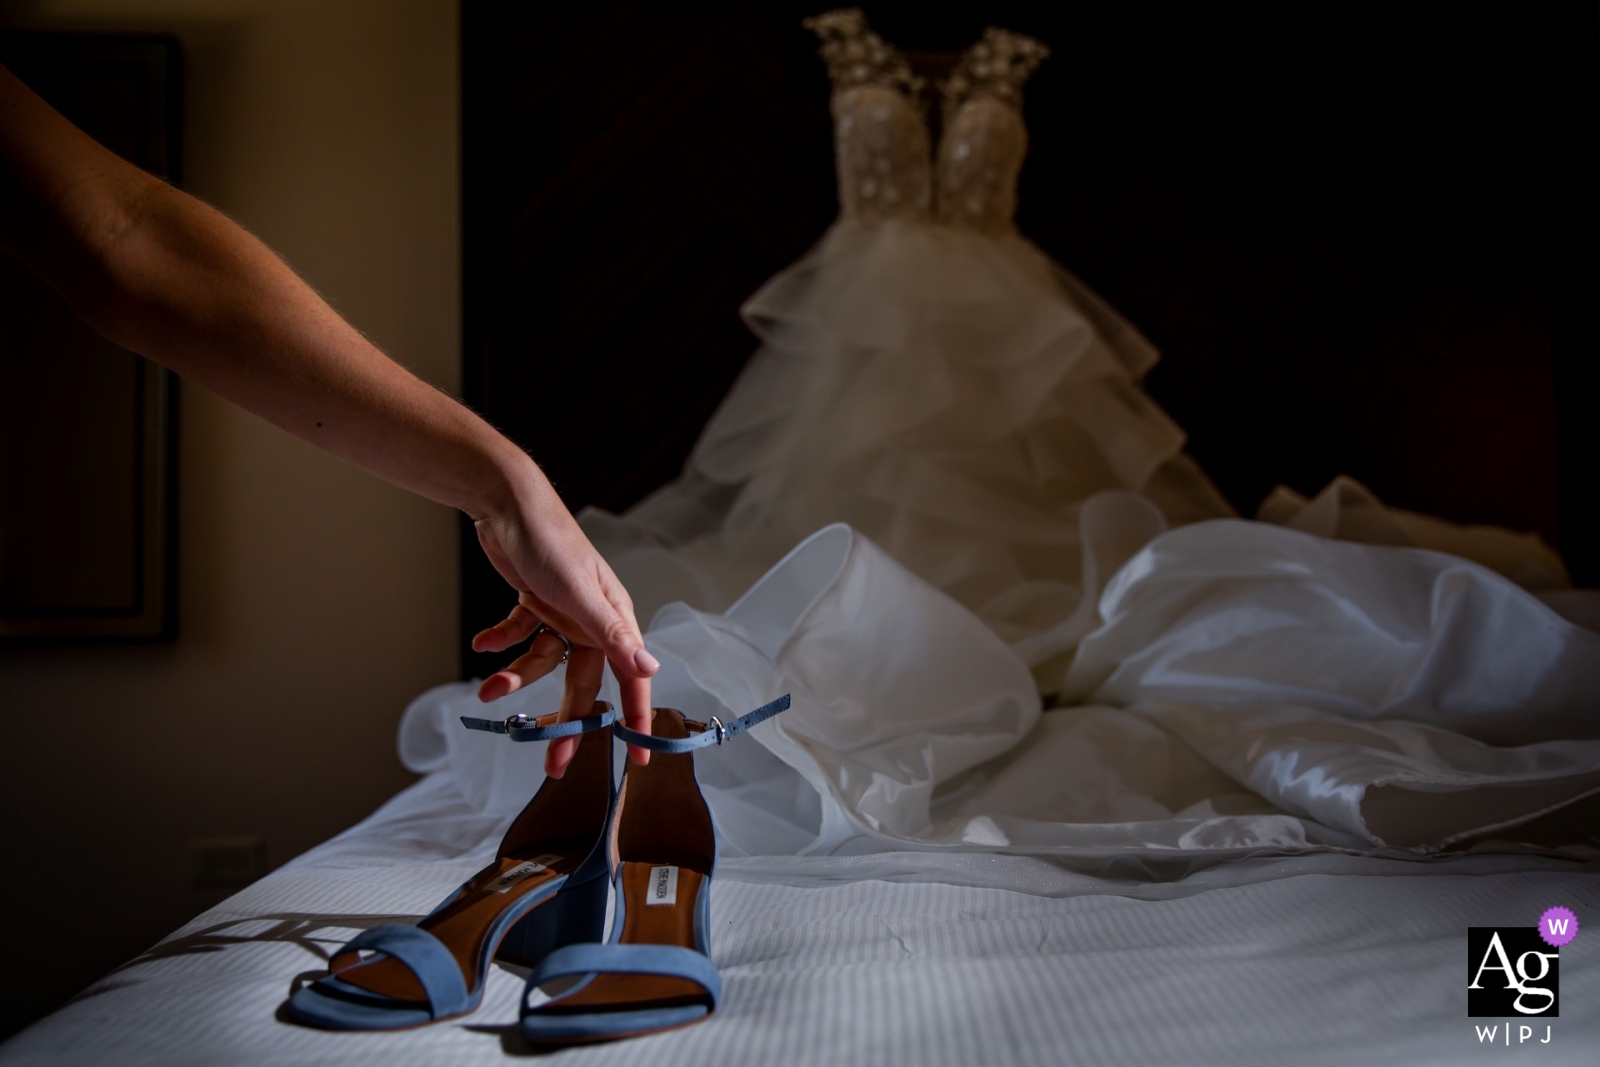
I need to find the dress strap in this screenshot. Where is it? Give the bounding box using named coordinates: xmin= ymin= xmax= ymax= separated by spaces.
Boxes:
xmin=940 ymin=27 xmax=1049 ymax=117
xmin=804 ymin=8 xmax=925 ymax=98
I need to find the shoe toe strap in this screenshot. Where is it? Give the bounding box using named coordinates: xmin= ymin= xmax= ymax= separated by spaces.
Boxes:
xmin=524 ymin=943 xmax=722 ymax=1012
xmin=333 ymin=924 xmax=471 ymax=1019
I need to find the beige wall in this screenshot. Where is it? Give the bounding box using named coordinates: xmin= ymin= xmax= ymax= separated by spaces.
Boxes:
xmin=0 ymin=0 xmax=460 ymax=1037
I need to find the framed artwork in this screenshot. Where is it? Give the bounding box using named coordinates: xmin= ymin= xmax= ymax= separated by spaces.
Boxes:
xmin=0 ymin=33 xmax=181 ymax=640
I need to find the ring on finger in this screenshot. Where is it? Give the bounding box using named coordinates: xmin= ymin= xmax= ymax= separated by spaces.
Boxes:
xmin=531 ymin=621 xmax=572 ymax=664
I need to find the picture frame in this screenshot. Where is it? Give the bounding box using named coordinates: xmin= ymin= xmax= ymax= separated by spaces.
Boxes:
xmin=0 ymin=32 xmax=181 ymax=641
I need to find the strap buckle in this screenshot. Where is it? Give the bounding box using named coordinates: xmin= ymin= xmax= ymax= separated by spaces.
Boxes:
xmin=709 ymin=715 xmax=726 ymax=745
xmin=503 ymin=713 xmax=531 ymax=734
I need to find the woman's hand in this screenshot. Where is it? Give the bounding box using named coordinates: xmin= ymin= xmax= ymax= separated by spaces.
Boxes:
xmin=469 ymin=466 xmax=658 ymax=778
xmin=2 ymin=64 xmax=653 ymax=777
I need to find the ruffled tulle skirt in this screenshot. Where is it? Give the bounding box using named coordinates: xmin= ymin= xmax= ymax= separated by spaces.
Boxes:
xmin=428 ymin=219 xmax=1599 ymax=860
xmin=582 ymin=218 xmax=1572 ymax=690
xmin=585 ymin=219 xmax=1241 ymax=685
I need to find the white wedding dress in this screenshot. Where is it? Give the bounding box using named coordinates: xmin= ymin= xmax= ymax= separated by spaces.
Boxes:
xmin=403 ymin=9 xmax=1600 ymax=866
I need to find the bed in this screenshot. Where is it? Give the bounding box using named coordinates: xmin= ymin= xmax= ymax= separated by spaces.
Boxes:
xmin=1 ymin=766 xmax=1594 ymax=1067
xmin=5 ymin=514 xmax=1599 ymax=1066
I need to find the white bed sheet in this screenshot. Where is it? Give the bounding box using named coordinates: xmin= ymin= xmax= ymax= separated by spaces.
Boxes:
xmin=3 ymin=770 xmax=1595 ymax=1067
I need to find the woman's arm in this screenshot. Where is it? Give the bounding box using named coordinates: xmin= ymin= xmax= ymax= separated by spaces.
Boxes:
xmin=0 ymin=63 xmax=654 ymax=773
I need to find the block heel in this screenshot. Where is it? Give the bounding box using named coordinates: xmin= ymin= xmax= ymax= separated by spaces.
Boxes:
xmin=496 ymin=866 xmax=610 ymax=969
xmin=284 ymin=704 xmax=618 ymax=1030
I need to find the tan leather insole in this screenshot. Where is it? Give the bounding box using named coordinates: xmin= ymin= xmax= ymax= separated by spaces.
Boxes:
xmin=542 ymin=861 xmax=708 ymax=1012
xmin=336 ymin=840 xmax=588 ymax=1003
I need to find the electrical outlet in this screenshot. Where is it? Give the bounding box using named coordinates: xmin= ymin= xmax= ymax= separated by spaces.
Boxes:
xmin=190 ymin=836 xmax=265 ymax=888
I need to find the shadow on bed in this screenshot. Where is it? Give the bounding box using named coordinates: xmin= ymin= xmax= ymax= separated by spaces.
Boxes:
xmin=458 ymin=1022 xmax=539 ymax=1057
xmin=90 ymin=911 xmax=431 ymax=1010
xmin=85 ymin=910 xmax=566 ymax=1043
xmin=459 ymin=1019 xmax=578 ymax=1058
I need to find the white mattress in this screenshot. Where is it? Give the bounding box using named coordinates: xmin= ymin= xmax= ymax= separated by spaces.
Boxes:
xmin=3 ymin=771 xmax=1595 ymax=1067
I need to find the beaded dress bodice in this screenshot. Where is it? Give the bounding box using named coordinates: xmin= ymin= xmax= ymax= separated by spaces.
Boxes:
xmin=805 ymin=9 xmax=1048 ymax=233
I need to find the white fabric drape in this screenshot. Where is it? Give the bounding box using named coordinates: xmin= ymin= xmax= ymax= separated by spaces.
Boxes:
xmin=403 ymin=515 xmax=1600 ymax=861
xmin=407 ymin=196 xmax=1598 ymax=865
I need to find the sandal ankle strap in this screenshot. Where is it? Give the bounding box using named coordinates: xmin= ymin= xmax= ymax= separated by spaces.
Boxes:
xmin=612 ymin=694 xmax=790 ymax=753
xmin=460 ymin=701 xmax=619 ymax=741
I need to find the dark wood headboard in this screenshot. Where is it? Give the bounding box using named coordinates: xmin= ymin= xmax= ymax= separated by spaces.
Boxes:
xmin=460 ymin=2 xmax=1598 ymax=677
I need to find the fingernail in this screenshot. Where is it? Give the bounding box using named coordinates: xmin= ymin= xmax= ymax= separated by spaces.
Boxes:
xmin=633 ymin=648 xmax=661 ymax=674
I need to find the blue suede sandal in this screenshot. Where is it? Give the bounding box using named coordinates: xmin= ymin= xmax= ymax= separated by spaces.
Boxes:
xmin=518 ymin=695 xmax=790 ymax=1045
xmin=285 ymin=704 xmax=619 ymax=1030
